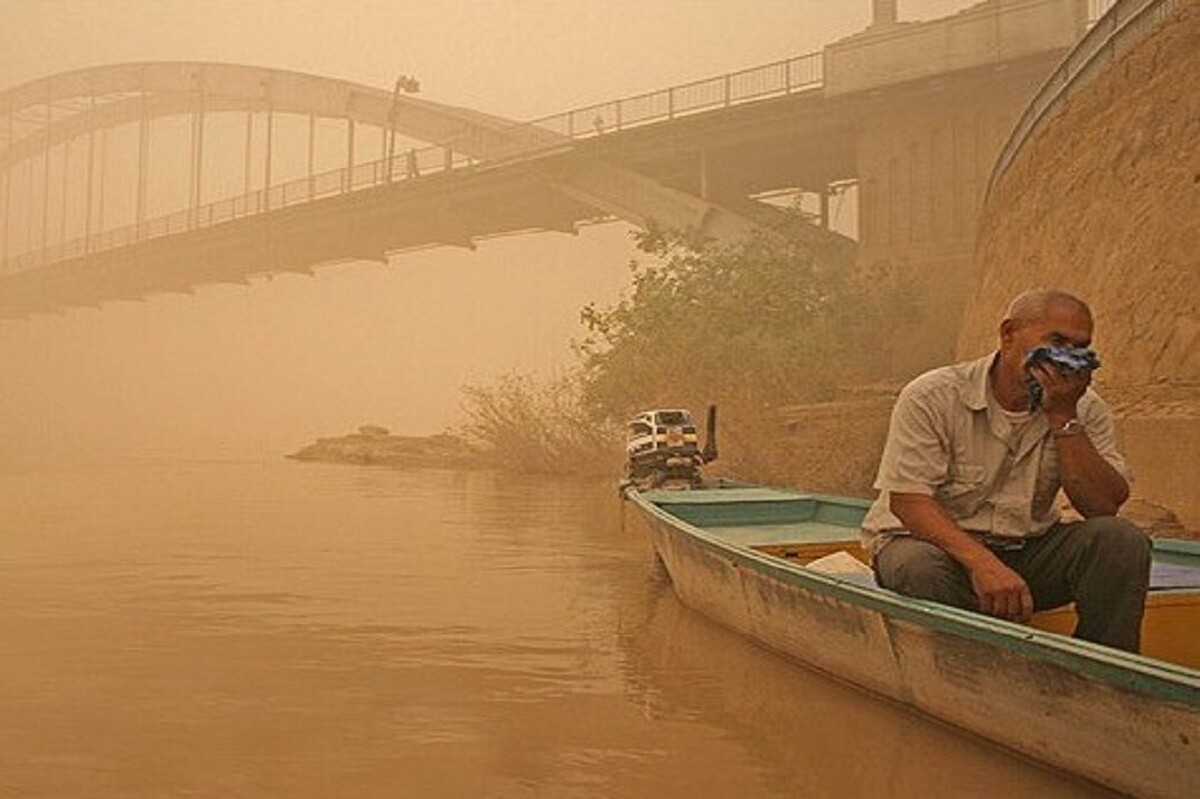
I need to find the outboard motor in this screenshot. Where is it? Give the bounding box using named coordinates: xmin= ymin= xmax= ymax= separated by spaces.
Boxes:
xmin=625 ymin=406 xmax=717 ymax=490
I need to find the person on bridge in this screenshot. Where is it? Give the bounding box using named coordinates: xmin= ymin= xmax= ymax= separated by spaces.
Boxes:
xmin=860 ymin=288 xmax=1150 ymax=652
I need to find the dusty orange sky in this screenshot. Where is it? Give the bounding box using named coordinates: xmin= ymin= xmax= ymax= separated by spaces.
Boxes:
xmin=0 ymin=1 xmax=975 ymax=462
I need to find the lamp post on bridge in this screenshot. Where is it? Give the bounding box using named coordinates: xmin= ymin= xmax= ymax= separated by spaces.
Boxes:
xmin=386 ymin=74 xmax=420 ymax=182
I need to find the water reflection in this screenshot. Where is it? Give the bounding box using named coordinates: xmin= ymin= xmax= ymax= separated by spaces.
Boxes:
xmin=0 ymin=459 xmax=1117 ymax=797
xmin=616 ymin=572 xmax=1118 ymax=797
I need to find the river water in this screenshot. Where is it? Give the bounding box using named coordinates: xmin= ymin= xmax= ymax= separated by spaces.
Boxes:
xmin=0 ymin=457 xmax=1117 ymax=798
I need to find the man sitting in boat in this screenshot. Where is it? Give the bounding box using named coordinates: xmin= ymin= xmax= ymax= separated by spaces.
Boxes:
xmin=861 ymin=288 xmax=1150 ymax=652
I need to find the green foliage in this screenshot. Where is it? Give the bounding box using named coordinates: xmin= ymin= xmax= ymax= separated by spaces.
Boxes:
xmin=575 ymin=223 xmax=913 ymax=421
xmin=459 ymin=220 xmax=917 ymax=476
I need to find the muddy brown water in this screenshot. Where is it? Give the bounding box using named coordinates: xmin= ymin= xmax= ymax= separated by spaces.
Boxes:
xmin=0 ymin=458 xmax=1119 ymax=797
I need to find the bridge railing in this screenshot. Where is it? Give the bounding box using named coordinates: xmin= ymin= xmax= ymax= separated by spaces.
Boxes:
xmin=986 ymin=0 xmax=1181 ymax=201
xmin=530 ymin=52 xmax=822 ymax=139
xmin=1 ymin=51 xmax=823 ymax=277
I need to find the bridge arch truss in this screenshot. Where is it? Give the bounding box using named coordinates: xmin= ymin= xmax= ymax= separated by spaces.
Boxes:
xmin=0 ymin=54 xmax=849 ymax=318
xmin=0 ymin=61 xmax=568 ymax=274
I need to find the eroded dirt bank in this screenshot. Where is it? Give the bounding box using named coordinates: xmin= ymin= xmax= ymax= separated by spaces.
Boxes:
xmin=965 ymin=2 xmax=1199 ymax=531
xmin=771 ymin=5 xmax=1199 ymax=534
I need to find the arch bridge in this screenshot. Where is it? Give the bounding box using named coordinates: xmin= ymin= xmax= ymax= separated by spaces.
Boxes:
xmin=0 ymin=59 xmax=836 ymax=318
xmin=0 ymin=0 xmax=1116 ymax=326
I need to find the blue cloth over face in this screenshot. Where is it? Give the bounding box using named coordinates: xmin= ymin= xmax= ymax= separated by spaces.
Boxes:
xmin=1024 ymin=346 xmax=1101 ymax=411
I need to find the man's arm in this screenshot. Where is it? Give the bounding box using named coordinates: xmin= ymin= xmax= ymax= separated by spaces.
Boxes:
xmin=890 ymin=493 xmax=1035 ymax=622
xmin=1034 ymin=365 xmax=1130 ymax=516
xmin=1053 ymin=433 xmax=1129 ymax=516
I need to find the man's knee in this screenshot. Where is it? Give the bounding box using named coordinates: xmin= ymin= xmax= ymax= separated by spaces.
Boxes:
xmin=875 ymin=537 xmax=974 ymax=608
xmin=1076 ymin=515 xmax=1149 ymax=553
xmin=1067 ymin=516 xmax=1151 ymax=580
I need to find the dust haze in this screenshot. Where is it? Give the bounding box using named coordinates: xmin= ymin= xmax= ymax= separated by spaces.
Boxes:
xmin=0 ymin=1 xmax=975 ymax=463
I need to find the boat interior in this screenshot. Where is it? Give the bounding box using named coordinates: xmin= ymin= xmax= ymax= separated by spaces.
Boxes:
xmin=648 ymin=487 xmax=1200 ymax=670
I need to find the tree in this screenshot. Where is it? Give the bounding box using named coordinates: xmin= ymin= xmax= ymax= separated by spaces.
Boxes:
xmin=575 ymin=222 xmax=906 ymax=422
xmin=458 ymin=218 xmax=918 ymax=476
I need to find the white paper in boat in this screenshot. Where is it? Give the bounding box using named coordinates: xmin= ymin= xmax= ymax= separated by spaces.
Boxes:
xmin=805 ymin=550 xmax=873 ymax=576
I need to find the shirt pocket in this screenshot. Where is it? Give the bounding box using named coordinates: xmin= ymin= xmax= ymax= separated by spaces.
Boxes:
xmin=940 ymin=463 xmax=986 ymax=499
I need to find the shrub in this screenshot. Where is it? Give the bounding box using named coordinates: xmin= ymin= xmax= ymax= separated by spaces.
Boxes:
xmin=458 ymin=372 xmax=623 ymax=475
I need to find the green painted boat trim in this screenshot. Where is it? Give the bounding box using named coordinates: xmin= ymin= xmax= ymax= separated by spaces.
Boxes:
xmin=1153 ymin=537 xmax=1200 ymax=566
xmin=629 ymin=487 xmax=1200 ymax=707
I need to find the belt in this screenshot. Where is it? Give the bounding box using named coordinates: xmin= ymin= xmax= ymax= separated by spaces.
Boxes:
xmin=977 ymin=533 xmax=1028 ymax=552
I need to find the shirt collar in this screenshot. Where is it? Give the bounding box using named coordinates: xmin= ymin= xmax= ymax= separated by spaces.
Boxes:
xmin=962 ymin=352 xmax=997 ymax=412
xmin=965 ymin=351 xmax=1049 ymax=454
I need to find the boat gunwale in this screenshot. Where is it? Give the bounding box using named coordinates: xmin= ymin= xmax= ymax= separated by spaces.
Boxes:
xmin=627 ymin=487 xmax=1200 ymax=705
xmin=1153 ymin=537 xmax=1200 ymax=557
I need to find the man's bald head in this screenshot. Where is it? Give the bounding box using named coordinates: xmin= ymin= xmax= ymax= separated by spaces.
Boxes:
xmin=1003 ymin=289 xmax=1092 ymax=327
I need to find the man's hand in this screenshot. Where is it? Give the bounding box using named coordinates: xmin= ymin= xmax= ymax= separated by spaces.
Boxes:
xmin=1030 ymin=362 xmax=1089 ymax=425
xmin=1027 ymin=363 xmax=1130 ymax=516
xmin=966 ymin=557 xmax=1034 ymax=622
xmin=891 ymin=493 xmax=1036 ymax=623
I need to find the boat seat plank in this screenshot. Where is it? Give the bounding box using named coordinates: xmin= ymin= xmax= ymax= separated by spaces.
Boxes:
xmin=1150 ymin=562 xmax=1200 ymax=591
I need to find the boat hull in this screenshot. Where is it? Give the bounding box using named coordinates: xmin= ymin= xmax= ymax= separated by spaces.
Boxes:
xmin=630 ymin=490 xmax=1200 ymax=799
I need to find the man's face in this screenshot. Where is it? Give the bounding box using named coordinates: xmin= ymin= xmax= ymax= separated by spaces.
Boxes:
xmin=1001 ymin=302 xmax=1094 ymax=369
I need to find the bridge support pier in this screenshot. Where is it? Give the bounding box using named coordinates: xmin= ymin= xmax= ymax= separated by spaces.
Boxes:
xmin=872 ymin=0 xmax=898 ymax=27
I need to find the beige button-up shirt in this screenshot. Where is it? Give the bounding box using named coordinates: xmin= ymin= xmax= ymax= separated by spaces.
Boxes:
xmin=861 ymin=353 xmax=1130 ymax=558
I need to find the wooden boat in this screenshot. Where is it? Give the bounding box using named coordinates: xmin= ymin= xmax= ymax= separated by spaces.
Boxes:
xmin=624 ymin=483 xmax=1200 ymax=798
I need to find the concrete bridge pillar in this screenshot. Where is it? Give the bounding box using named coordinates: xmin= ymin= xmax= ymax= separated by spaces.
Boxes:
xmin=872 ymin=0 xmax=898 ymax=27
xmin=826 ymin=0 xmax=1090 ymax=377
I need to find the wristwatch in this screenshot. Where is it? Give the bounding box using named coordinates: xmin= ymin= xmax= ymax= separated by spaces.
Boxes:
xmin=1052 ymin=418 xmax=1084 ymax=438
